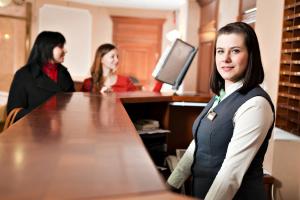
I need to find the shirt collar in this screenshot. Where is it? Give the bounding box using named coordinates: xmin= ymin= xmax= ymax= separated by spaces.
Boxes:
xmin=215 ymin=89 xmax=226 ymax=102
xmin=44 ymin=62 xmax=58 ymax=70
xmin=222 ymin=80 xmax=244 ymax=101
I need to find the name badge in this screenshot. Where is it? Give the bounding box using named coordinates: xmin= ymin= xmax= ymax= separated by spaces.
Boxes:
xmin=207 ymin=111 xmax=217 ymax=121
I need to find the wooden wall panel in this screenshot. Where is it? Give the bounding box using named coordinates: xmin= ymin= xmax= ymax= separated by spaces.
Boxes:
xmin=111 ymin=16 xmax=164 ymax=88
xmin=276 ymin=0 xmax=300 ymax=136
xmin=0 ymin=3 xmax=31 ymax=92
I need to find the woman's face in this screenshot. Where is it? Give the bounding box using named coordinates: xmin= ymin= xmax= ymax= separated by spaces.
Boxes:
xmin=52 ymin=44 xmax=67 ymax=64
xmin=215 ymin=33 xmax=249 ymax=86
xmin=101 ymin=49 xmax=119 ymax=71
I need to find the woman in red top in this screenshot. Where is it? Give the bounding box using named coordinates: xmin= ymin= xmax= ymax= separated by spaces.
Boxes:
xmin=81 ymin=43 xmax=137 ymax=93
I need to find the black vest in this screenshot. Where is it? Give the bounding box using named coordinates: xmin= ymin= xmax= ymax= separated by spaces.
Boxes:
xmin=191 ymin=86 xmax=274 ymax=199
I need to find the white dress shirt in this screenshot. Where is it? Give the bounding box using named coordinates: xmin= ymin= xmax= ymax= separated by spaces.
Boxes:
xmin=167 ymin=81 xmax=274 ymax=200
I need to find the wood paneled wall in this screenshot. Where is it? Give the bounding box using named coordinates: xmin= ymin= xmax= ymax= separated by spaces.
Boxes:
xmin=111 ymin=16 xmax=165 ymax=89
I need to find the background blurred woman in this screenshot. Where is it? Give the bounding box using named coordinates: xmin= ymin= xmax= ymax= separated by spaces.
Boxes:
xmin=81 ymin=43 xmax=137 ymax=93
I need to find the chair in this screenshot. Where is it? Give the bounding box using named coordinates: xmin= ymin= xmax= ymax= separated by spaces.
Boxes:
xmin=263 ymin=174 xmax=275 ymax=200
xmin=3 ymin=107 xmax=22 ymax=130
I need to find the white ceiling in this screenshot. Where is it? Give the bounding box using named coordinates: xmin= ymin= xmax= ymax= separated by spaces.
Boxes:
xmin=67 ymin=0 xmax=186 ymax=10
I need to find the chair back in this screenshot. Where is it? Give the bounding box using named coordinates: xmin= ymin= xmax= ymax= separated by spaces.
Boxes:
xmin=0 ymin=105 xmax=6 ymax=132
xmin=3 ymin=107 xmax=22 ymax=130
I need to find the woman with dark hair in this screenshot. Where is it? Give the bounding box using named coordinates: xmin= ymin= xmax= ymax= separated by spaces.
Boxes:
xmin=7 ymin=31 xmax=75 ymax=121
xmin=81 ymin=43 xmax=137 ymax=93
xmin=167 ymin=22 xmax=275 ymax=200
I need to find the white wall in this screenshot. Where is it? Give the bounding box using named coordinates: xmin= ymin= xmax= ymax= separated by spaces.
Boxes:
xmin=217 ymin=0 xmax=239 ymax=29
xmin=255 ymin=0 xmax=284 ymax=175
xmin=39 ymin=4 xmax=92 ymax=79
xmin=255 ymin=0 xmax=283 ymax=106
xmin=31 ymin=0 xmax=175 ymax=82
xmin=89 ymin=7 xmax=113 ymax=57
xmin=182 ymin=0 xmax=200 ymax=93
xmin=178 ymin=0 xmax=188 ymax=42
xmin=271 ymin=129 xmax=300 ymax=200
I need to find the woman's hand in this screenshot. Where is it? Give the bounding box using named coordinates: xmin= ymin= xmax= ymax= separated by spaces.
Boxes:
xmin=100 ymin=86 xmax=112 ymax=93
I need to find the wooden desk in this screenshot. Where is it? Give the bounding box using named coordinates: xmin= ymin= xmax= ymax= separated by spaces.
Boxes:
xmin=120 ymin=91 xmax=209 ymax=154
xmin=0 ymin=92 xmax=209 ymax=199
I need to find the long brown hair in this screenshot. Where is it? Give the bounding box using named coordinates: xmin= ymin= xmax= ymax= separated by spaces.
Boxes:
xmin=90 ymin=43 xmax=116 ymax=92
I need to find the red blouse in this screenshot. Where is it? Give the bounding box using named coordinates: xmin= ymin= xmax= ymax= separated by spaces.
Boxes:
xmin=152 ymin=80 xmax=163 ymax=92
xmin=42 ymin=63 xmax=58 ymax=109
xmin=42 ymin=63 xmax=58 ymax=82
xmin=81 ymin=75 xmax=137 ymax=92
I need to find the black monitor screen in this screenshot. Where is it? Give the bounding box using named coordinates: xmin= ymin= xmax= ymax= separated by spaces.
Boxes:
xmin=153 ymin=39 xmax=197 ymax=90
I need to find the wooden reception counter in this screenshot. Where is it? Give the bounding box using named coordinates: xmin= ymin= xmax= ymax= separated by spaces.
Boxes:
xmin=0 ymin=91 xmax=209 ymax=199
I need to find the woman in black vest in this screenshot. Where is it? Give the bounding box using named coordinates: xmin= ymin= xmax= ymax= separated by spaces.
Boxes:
xmin=7 ymin=31 xmax=75 ymax=121
xmin=167 ymin=22 xmax=275 ymax=200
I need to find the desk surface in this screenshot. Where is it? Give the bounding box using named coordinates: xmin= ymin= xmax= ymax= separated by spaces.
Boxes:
xmin=0 ymin=92 xmax=209 ymax=199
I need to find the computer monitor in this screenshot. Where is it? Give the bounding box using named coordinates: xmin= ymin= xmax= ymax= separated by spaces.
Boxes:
xmin=152 ymin=39 xmax=198 ymax=90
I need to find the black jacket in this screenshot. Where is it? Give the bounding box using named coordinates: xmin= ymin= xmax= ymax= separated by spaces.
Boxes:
xmin=7 ymin=63 xmax=75 ymax=121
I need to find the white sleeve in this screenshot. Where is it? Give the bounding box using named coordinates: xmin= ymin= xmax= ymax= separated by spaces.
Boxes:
xmin=167 ymin=140 xmax=195 ymax=189
xmin=204 ymin=96 xmax=273 ymax=200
